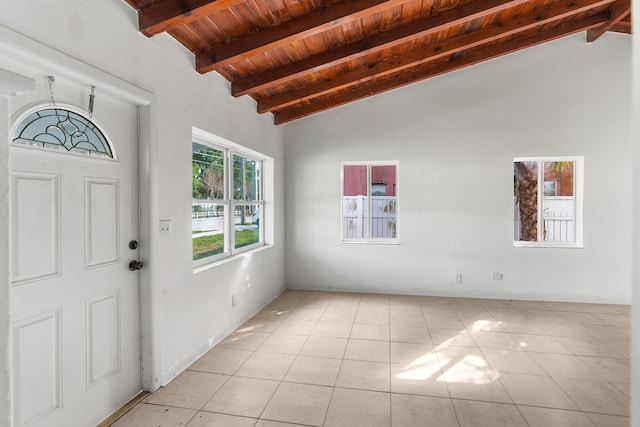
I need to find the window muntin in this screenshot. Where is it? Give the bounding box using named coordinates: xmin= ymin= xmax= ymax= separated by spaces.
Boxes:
xmin=193 ymin=139 xmax=264 ymax=266
xmin=12 ymin=105 xmax=115 ymax=159
xmin=513 ymin=157 xmax=582 ymax=247
xmin=342 ymin=162 xmax=398 ymax=243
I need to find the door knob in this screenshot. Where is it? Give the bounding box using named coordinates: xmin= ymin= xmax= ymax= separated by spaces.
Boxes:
xmin=129 ymin=260 xmax=144 ymax=271
xmin=129 ymin=240 xmax=139 ymax=250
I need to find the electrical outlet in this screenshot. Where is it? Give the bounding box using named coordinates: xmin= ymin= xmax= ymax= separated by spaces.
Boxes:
xmin=492 ymin=272 xmax=503 ymax=280
xmin=455 ymin=274 xmax=463 ymax=285
xmin=159 ymin=219 xmax=172 ymax=236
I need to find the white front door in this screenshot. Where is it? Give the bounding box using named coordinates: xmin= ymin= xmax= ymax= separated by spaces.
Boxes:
xmin=9 ymin=77 xmax=141 ymax=427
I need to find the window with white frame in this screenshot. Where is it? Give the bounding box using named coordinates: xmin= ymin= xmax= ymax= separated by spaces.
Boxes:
xmin=192 ymin=134 xmax=264 ymax=265
xmin=342 ymin=162 xmax=398 ymax=243
xmin=513 ymin=157 xmax=583 ymax=247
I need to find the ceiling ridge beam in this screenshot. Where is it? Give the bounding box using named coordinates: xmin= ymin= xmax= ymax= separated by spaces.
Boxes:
xmin=586 ymin=0 xmax=631 ymax=42
xmin=232 ymin=0 xmax=530 ymax=97
xmin=610 ymin=21 xmax=632 ymax=33
xmin=273 ymin=12 xmax=609 ymax=124
xmin=138 ymin=0 xmax=243 ymax=37
xmin=196 ymin=0 xmax=422 ymax=73
xmin=259 ymin=0 xmax=615 ymax=114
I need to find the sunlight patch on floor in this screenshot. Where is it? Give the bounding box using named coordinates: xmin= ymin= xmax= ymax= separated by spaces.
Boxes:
xmin=438 ymin=355 xmax=499 ymax=385
xmin=394 ymin=353 xmax=440 ymax=380
xmin=469 ymin=319 xmax=503 ymax=332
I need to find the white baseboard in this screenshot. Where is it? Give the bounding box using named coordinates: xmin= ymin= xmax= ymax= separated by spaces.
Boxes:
xmin=285 ymin=283 xmax=631 ymax=305
xmin=160 ymin=286 xmax=285 ymax=386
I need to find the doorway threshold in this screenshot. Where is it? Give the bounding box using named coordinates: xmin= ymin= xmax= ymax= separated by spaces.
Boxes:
xmin=97 ymin=390 xmax=150 ymax=427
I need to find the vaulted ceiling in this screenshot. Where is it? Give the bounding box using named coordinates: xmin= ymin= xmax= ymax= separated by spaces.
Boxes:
xmin=123 ymin=0 xmax=631 ymax=124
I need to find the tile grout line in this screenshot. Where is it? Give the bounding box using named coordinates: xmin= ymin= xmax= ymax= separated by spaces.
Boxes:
xmin=255 ymin=295 xmax=305 ymax=425
xmin=130 ymin=290 xmax=630 ymax=427
xmin=257 ymin=292 xmax=336 ymax=426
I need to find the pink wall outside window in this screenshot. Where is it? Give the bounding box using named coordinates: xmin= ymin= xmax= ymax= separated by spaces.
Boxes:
xmin=343 ymin=165 xmax=396 ymax=196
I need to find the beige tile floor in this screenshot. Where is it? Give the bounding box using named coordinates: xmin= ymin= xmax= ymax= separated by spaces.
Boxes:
xmin=111 ymin=291 xmax=632 ymax=427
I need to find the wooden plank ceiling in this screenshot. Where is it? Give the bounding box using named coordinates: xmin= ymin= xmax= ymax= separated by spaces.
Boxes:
xmin=124 ymin=0 xmax=631 ymax=124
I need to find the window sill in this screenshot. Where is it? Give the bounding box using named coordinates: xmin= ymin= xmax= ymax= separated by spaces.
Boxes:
xmin=341 ymin=239 xmax=400 ymax=245
xmin=193 ymin=244 xmax=272 ymax=274
xmin=513 ymin=242 xmax=584 ymax=249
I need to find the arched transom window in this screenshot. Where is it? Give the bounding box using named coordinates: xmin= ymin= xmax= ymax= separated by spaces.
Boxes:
xmin=12 ymin=106 xmax=115 ymax=159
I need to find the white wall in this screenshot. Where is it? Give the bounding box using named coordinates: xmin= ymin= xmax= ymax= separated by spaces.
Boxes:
xmin=0 ymin=0 xmax=285 ymax=401
xmin=630 ymin=0 xmax=639 ymax=423
xmin=285 ymin=33 xmax=632 ymax=304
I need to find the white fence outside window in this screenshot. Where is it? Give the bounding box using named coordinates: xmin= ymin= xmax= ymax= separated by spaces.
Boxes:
xmin=542 ymin=197 xmax=574 ymax=242
xmin=514 ymin=196 xmax=575 ymax=243
xmin=343 ymin=196 xmax=397 ymax=239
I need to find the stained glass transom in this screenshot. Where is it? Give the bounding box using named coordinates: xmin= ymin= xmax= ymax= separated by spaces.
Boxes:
xmin=12 ymin=108 xmax=113 ymax=158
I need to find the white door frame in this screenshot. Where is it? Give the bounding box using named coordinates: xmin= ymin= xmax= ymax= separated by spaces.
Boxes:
xmin=0 ymin=69 xmax=35 ymax=427
xmin=0 ymin=24 xmax=161 ymax=427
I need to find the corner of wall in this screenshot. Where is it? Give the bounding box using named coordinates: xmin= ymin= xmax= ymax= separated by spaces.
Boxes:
xmin=630 ymin=0 xmax=639 ymax=423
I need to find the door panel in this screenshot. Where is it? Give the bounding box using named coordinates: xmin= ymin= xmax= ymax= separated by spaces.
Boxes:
xmin=12 ymin=309 xmax=62 ymax=426
xmin=85 ymin=177 xmax=120 ymax=268
xmin=10 ymin=171 xmax=60 ymax=284
xmin=86 ymin=290 xmax=121 ymax=387
xmin=9 ymin=76 xmax=141 ymax=427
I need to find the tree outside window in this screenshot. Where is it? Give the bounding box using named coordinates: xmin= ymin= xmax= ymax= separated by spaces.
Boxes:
xmin=514 ymin=157 xmax=582 ymax=247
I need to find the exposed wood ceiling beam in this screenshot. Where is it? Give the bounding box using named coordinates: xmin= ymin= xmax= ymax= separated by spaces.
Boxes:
xmin=586 ymin=0 xmax=631 ymax=42
xmin=137 ymin=0 xmax=243 ymax=37
xmin=196 ymin=0 xmax=414 ymax=73
xmin=610 ymin=19 xmax=632 ymax=33
xmin=232 ymin=0 xmax=530 ymax=97
xmin=122 ymin=0 xmax=632 ymax=124
xmin=259 ymin=0 xmax=615 ymax=114
xmin=273 ymin=12 xmax=609 ymax=124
